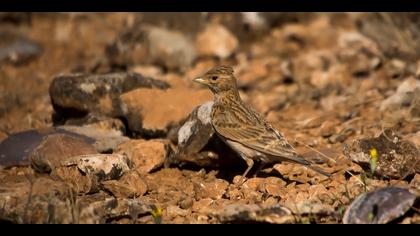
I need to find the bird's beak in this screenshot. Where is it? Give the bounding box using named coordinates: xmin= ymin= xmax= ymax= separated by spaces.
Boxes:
xmin=193 ymin=76 xmax=208 ymax=85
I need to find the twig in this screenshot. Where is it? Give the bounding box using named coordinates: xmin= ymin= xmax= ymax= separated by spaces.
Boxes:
xmin=302 ymin=143 xmax=336 ymax=164
xmin=23 ymin=175 xmax=34 ymax=223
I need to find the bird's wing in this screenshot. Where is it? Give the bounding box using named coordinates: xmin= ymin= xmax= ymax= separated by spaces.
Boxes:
xmin=212 ymin=102 xmax=307 ymax=164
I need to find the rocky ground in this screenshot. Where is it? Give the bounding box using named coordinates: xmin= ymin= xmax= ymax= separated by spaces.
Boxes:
xmin=0 ymin=13 xmax=419 ymax=224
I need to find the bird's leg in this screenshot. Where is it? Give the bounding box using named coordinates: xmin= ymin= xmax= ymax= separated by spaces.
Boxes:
xmin=253 ymin=161 xmax=267 ymax=177
xmin=239 ymin=157 xmax=254 ymax=185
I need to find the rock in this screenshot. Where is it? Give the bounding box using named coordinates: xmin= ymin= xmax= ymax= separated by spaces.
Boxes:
xmin=196 ymin=24 xmax=238 ymax=59
xmin=263 ymin=177 xmax=287 ymax=197
xmin=0 ymin=128 xmax=95 ymax=168
xmin=380 ymin=77 xmax=420 ymax=112
xmin=385 ymin=59 xmax=407 ymax=79
xmin=0 ymin=30 xmax=42 ymax=65
xmin=29 ymin=133 xmax=98 ymax=173
xmin=236 ymin=59 xmax=269 ymax=88
xmin=119 ymin=88 xmax=212 ymax=137
xmin=343 ymin=187 xmax=417 ymax=224
xmin=0 ymin=126 xmax=128 ymax=168
xmin=344 ymin=129 xmax=420 ymax=179
xmin=166 ymin=205 xmax=190 ymax=219
xmin=195 ymin=178 xmax=229 ymax=200
xmin=250 ymin=92 xmax=287 ymax=114
xmin=51 ymin=165 xmax=93 ymax=194
xmin=410 ymin=174 xmax=420 ymax=190
xmin=57 ymin=125 xmax=130 ymax=153
xmin=409 ymin=88 xmax=420 ymax=121
xmin=175 ymin=102 xmax=240 ymax=168
xmin=76 ymin=193 xmax=151 ymax=223
xmin=63 ymin=153 xmax=131 ymax=182
xmin=107 ymin=24 xmax=197 ymax=71
xmin=179 ymin=197 xmax=194 ymax=209
xmin=49 ymin=72 xmax=169 ymax=124
xmin=130 ymin=65 xmax=163 ymax=78
xmin=243 ymin=177 xmax=286 ymax=197
xmin=210 ymin=203 xmax=294 ymax=224
xmin=102 ymin=171 xmax=148 ymax=198
xmin=319 ymin=120 xmax=338 ymax=138
xmin=116 ymin=139 xmax=167 ymax=174
xmin=146 ymin=27 xmax=196 ymax=71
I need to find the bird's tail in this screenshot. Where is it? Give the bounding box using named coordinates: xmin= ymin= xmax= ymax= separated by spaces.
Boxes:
xmin=305 ymin=164 xmax=331 ymax=177
xmin=290 ymin=155 xmax=332 ymax=177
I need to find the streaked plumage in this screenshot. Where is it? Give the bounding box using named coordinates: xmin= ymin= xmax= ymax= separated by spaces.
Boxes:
xmin=193 ymin=65 xmax=331 ymax=182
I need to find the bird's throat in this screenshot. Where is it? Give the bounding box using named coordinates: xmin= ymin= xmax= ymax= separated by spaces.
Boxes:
xmin=215 ymin=89 xmax=241 ymax=104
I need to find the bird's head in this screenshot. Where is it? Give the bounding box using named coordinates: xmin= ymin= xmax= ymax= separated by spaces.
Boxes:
xmin=193 ymin=65 xmax=238 ymax=95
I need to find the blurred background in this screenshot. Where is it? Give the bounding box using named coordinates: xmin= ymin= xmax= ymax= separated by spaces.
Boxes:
xmin=0 ymin=12 xmax=419 ymax=135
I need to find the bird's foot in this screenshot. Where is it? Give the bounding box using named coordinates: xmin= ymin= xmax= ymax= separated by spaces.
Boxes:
xmin=233 ymin=175 xmax=247 ymax=186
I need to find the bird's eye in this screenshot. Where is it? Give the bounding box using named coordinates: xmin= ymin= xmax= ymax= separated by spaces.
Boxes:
xmin=211 ymin=76 xmax=218 ymax=81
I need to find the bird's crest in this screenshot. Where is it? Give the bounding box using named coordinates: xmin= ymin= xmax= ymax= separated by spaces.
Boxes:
xmin=208 ymin=65 xmax=234 ymax=75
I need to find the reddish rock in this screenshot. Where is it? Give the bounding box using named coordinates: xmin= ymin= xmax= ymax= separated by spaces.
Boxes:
xmin=319 ymin=120 xmax=338 ymax=138
xmin=264 ymin=177 xmax=287 ymax=197
xmin=195 ymin=179 xmax=229 ymax=200
xmin=196 ymin=24 xmax=238 ymax=59
xmin=236 ymin=59 xmax=269 ymax=88
xmin=191 ymin=198 xmax=214 ymax=214
xmin=102 ymin=171 xmax=148 ymax=198
xmin=120 ymin=87 xmax=212 ymax=136
xmin=116 ymin=139 xmax=167 ymax=174
xmin=49 ymin=72 xmax=169 ymax=121
xmin=29 ymin=133 xmax=98 ymax=173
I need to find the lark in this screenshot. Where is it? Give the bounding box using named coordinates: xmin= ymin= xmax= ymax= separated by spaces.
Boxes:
xmin=193 ymin=65 xmax=331 ymax=182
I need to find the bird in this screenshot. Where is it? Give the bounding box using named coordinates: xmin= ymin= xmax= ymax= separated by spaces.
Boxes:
xmin=193 ymin=65 xmax=331 ymax=183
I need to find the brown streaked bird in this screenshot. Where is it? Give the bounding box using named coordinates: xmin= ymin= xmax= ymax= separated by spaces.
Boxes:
xmin=193 ymin=65 xmax=331 ymax=182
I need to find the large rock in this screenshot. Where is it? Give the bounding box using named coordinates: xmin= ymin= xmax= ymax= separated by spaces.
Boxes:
xmin=175 ymin=102 xmax=241 ymax=168
xmin=0 ymin=128 xmax=95 ymax=168
xmin=0 ymin=126 xmax=129 ymax=169
xmin=115 ymin=139 xmax=168 ymax=175
xmin=343 ymin=187 xmax=417 ymax=224
xmin=119 ymin=88 xmax=212 ymax=137
xmin=196 ymin=24 xmax=238 ymax=59
xmin=0 ymin=30 xmax=42 ymax=65
xmin=29 ymin=133 xmax=98 ymax=173
xmin=49 ymin=72 xmax=169 ymax=124
xmin=107 ymin=26 xmax=196 ymax=71
xmin=63 ymin=153 xmax=131 ymax=182
xmin=344 ymin=129 xmax=420 ymax=179
xmin=146 ymin=27 xmax=196 ymax=71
